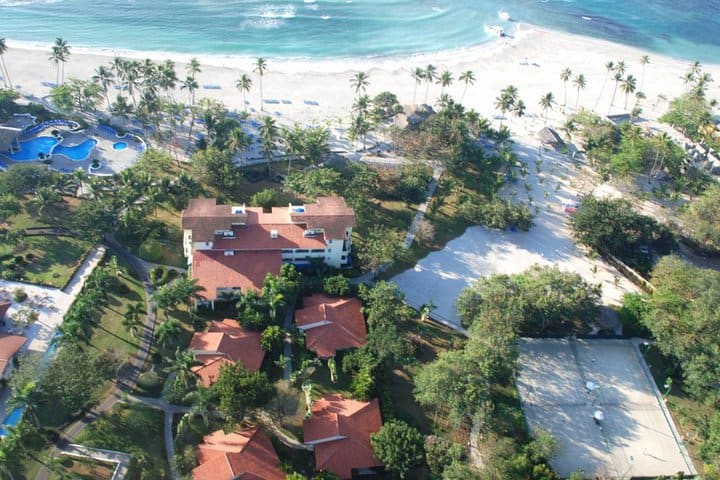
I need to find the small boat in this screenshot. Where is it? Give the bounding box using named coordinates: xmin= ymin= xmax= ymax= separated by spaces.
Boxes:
xmin=498 ymin=10 xmax=511 ymax=21
xmin=485 ymin=24 xmax=505 ymax=37
xmin=581 ymin=15 xmax=593 ymax=21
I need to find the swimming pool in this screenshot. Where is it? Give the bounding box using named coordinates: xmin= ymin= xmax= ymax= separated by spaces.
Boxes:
xmin=6 ymin=136 xmax=58 ymax=161
xmin=113 ymin=141 xmax=128 ymax=150
xmin=54 ymin=139 xmax=98 ymax=161
xmin=5 ymin=136 xmax=97 ymax=162
xmin=0 ymin=407 xmax=25 ymax=437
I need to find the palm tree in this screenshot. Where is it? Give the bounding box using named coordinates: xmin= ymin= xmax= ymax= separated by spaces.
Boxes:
xmin=122 ymin=303 xmax=144 ymax=338
xmin=184 ymin=387 xmax=216 ymax=426
xmin=0 ymin=38 xmax=13 ymax=89
xmin=513 ymin=99 xmax=526 ymax=119
xmin=51 ymin=37 xmax=70 ymax=85
xmin=593 ymin=61 xmax=614 ymax=111
xmin=573 ymin=74 xmax=586 ymax=110
xmin=7 ymin=382 xmax=41 ymax=427
xmin=156 ymin=318 xmax=183 ymax=352
xmin=423 ymin=64 xmax=437 ymax=104
xmin=34 ymin=186 xmax=59 ymax=215
xmin=186 ymin=57 xmax=201 ymax=79
xmin=236 ymin=74 xmax=253 ymax=111
xmin=111 ymin=94 xmax=133 ymax=124
xmin=560 ymin=67 xmax=572 ymax=112
xmin=539 ymin=92 xmax=555 ymax=126
xmin=267 ymin=292 xmax=285 ymax=322
xmin=621 ymin=74 xmax=637 ymax=110
xmin=615 ymin=60 xmax=627 ymax=77
xmin=92 ymin=65 xmax=114 ymax=110
xmin=494 ymin=92 xmax=513 ymax=127
xmin=350 ymin=71 xmax=370 ymax=98
xmin=180 ymin=75 xmax=198 ymax=106
xmin=610 ymin=72 xmax=623 ymax=110
xmin=419 ymin=301 xmax=435 ymax=323
xmin=458 ymin=70 xmax=475 ymax=103
xmin=639 ymin=55 xmax=650 ymax=91
xmin=254 ymin=57 xmax=268 ymax=110
xmin=165 ymin=347 xmax=201 ymax=388
xmin=410 ymin=67 xmax=424 ymax=105
xmin=437 ymin=70 xmax=453 ymax=97
xmin=651 ymin=132 xmax=674 ymax=175
xmin=560 ymin=119 xmax=576 ymax=142
xmin=159 ymin=60 xmax=178 ymax=98
xmin=259 ymin=116 xmax=279 ymax=174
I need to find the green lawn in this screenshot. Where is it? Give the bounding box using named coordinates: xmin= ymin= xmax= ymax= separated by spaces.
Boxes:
xmin=75 ymin=404 xmax=170 ymax=480
xmin=87 ymin=267 xmax=146 ymax=363
xmin=1 ymin=197 xmax=93 ymax=288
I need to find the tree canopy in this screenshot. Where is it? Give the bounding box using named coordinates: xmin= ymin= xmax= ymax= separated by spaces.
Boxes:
xmin=370 ymin=420 xmax=425 ymax=479
xmin=213 ymin=363 xmax=273 ymax=424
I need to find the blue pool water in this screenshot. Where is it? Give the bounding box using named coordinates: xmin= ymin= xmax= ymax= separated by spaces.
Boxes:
xmin=0 ymin=407 xmax=25 ymax=437
xmin=53 ymin=139 xmax=98 ymax=161
xmin=7 ymin=136 xmax=58 ymax=161
xmin=113 ymin=141 xmax=128 ymax=150
xmin=0 ymin=1 xmax=719 ymax=61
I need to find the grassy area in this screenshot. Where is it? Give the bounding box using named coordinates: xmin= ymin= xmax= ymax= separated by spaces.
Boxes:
xmin=388 ymin=320 xmax=465 ymax=436
xmin=75 ymin=404 xmax=170 ymax=480
xmin=87 ymin=265 xmax=146 ymax=363
xmin=1 ymin=197 xmax=93 ymax=287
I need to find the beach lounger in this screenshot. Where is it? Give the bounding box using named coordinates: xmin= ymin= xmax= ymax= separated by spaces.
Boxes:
xmin=203 ymin=84 xmax=222 ymax=90
xmin=281 ymin=99 xmax=292 ymax=104
xmin=303 ymin=100 xmax=320 ymax=106
xmin=41 ymin=81 xmax=58 ymax=88
xmin=263 ymin=99 xmax=280 ymax=104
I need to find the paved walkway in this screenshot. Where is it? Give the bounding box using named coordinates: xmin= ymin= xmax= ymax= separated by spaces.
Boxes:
xmin=58 ymin=444 xmax=132 ymax=480
xmin=282 ymin=303 xmax=295 ymax=382
xmin=352 ymin=163 xmax=444 ymax=287
xmin=36 ymin=237 xmax=158 ymax=480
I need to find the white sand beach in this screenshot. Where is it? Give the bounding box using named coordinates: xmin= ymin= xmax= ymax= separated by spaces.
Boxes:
xmin=3 ymin=24 xmax=719 ymax=133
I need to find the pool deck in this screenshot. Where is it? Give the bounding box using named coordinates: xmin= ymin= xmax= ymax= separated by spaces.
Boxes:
xmin=0 ymin=122 xmax=143 ymax=175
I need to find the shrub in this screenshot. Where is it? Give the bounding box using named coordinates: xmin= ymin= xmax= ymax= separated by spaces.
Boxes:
xmin=12 ymin=288 xmax=27 ymax=303
xmin=138 ymin=239 xmax=163 ymax=262
xmin=149 ymin=266 xmax=170 ymax=286
xmin=250 ymin=189 xmax=278 ymax=211
xmin=322 ymin=274 xmax=351 ymax=297
xmin=136 ymin=371 xmax=163 ymax=396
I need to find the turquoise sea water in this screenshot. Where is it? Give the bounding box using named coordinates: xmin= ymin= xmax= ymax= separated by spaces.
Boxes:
xmin=1 ymin=0 xmax=719 ymax=62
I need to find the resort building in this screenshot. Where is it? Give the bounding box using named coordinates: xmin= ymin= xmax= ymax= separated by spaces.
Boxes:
xmin=0 ymin=333 xmax=27 ymax=380
xmin=191 ymin=426 xmax=285 ymax=480
xmin=181 ymin=196 xmax=355 ymax=308
xmin=188 ymin=319 xmax=265 ymax=387
xmin=303 ymin=394 xmax=384 ymax=479
xmin=295 ymin=295 xmax=367 ymax=359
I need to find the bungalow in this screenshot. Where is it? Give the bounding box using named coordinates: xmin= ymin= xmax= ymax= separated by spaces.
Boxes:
xmin=181 ymin=196 xmax=355 ymax=308
xmin=295 ymin=295 xmax=367 ymax=359
xmin=188 ymin=319 xmax=265 ymax=387
xmin=192 ymin=426 xmax=285 ymax=480
xmin=303 ymin=394 xmax=383 ymax=479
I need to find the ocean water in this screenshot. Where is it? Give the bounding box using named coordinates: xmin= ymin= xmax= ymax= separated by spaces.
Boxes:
xmin=1 ymin=0 xmax=719 ymax=62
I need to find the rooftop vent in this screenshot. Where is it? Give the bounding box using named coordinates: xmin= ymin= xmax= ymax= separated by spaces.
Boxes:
xmin=231 ymin=205 xmax=246 ymax=215
xmin=224 ymin=250 xmax=235 ymax=256
xmin=270 ymin=230 xmax=279 ymax=239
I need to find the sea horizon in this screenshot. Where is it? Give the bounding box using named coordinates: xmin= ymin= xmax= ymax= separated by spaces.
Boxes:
xmin=1 ymin=0 xmax=720 ymax=64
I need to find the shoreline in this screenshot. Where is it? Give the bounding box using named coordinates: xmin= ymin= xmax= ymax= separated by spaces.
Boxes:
xmin=3 ymin=24 xmax=719 ymax=135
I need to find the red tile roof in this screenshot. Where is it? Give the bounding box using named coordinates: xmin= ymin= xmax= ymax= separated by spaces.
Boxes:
xmin=0 ymin=333 xmax=27 ymax=377
xmin=303 ymin=395 xmax=383 ymax=479
xmin=291 ymin=197 xmax=356 ymax=240
xmin=191 ymin=250 xmax=281 ymax=301
xmin=181 ymin=198 xmax=248 ymax=243
xmin=214 ymin=223 xmax=327 ymax=250
xmin=189 ymin=319 xmax=265 ymax=387
xmin=192 ymin=426 xmax=284 ymax=480
xmin=295 ymin=295 xmax=367 ymax=358
xmin=0 ymin=302 xmax=10 ymax=320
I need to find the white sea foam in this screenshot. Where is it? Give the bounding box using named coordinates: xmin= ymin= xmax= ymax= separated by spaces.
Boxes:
xmin=0 ymin=0 xmax=63 ymax=6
